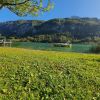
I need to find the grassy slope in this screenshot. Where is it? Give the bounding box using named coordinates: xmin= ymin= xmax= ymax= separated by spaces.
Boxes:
xmin=0 ymin=48 xmax=100 ymax=100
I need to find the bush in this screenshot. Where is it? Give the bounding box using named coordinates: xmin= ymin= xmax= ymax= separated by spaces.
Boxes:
xmin=90 ymin=43 xmax=100 ymax=53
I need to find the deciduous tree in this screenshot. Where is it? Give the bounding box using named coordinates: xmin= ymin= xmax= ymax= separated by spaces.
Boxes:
xmin=0 ymin=0 xmax=54 ymax=16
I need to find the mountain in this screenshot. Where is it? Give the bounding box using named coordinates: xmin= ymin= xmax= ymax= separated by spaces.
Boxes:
xmin=0 ymin=20 xmax=44 ymax=37
xmin=0 ymin=17 xmax=100 ymax=42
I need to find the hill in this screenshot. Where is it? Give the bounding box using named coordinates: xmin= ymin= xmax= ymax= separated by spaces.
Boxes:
xmin=0 ymin=17 xmax=100 ymax=42
xmin=0 ymin=48 xmax=100 ymax=99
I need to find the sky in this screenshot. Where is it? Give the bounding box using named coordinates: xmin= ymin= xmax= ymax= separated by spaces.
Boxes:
xmin=0 ymin=0 xmax=100 ymax=22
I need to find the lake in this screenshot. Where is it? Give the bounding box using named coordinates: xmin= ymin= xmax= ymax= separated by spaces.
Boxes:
xmin=12 ymin=42 xmax=94 ymax=53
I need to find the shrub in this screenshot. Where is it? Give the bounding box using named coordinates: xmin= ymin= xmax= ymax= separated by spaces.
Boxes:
xmin=90 ymin=43 xmax=100 ymax=53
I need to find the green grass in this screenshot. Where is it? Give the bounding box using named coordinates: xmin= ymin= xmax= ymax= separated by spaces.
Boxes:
xmin=0 ymin=47 xmax=100 ymax=100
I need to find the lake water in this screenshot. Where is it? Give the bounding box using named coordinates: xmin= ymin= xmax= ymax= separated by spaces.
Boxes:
xmin=12 ymin=42 xmax=93 ymax=53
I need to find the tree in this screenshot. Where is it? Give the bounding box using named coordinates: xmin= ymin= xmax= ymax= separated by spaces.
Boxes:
xmin=90 ymin=43 xmax=100 ymax=53
xmin=0 ymin=0 xmax=54 ymax=16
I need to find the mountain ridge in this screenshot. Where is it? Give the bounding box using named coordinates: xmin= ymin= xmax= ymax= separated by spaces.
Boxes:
xmin=0 ymin=17 xmax=100 ymax=42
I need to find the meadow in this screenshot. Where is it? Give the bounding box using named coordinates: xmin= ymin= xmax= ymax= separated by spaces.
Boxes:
xmin=0 ymin=47 xmax=100 ymax=99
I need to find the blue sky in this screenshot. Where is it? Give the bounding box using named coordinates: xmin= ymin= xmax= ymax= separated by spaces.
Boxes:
xmin=0 ymin=0 xmax=100 ymax=22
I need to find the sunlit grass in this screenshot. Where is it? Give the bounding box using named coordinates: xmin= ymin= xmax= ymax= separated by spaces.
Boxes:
xmin=0 ymin=47 xmax=100 ymax=99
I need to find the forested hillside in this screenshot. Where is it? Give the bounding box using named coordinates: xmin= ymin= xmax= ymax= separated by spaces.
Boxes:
xmin=0 ymin=17 xmax=100 ymax=42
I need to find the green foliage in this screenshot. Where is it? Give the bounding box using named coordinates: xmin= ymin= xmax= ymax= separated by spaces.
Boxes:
xmin=0 ymin=0 xmax=54 ymax=16
xmin=13 ymin=34 xmax=72 ymax=43
xmin=90 ymin=43 xmax=100 ymax=53
xmin=0 ymin=48 xmax=100 ymax=99
xmin=29 ymin=34 xmax=72 ymax=43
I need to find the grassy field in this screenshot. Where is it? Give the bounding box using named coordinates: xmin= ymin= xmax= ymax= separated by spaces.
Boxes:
xmin=0 ymin=47 xmax=100 ymax=100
